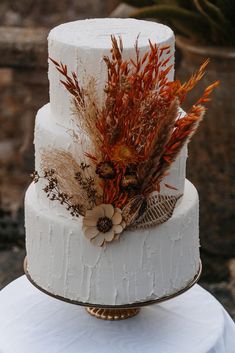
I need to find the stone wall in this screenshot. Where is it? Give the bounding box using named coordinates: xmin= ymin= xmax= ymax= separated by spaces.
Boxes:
xmin=0 ymin=27 xmax=48 ymax=228
xmin=0 ymin=0 xmax=119 ymax=27
xmin=0 ymin=0 xmax=119 ymax=239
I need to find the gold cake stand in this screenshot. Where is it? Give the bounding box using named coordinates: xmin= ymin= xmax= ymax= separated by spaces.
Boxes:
xmin=24 ymin=257 xmax=202 ymax=321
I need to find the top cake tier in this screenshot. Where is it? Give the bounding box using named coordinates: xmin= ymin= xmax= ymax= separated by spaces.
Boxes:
xmin=48 ymin=18 xmax=175 ymax=127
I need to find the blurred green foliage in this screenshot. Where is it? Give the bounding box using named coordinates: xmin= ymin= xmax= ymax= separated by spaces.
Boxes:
xmin=124 ymin=0 xmax=235 ymax=46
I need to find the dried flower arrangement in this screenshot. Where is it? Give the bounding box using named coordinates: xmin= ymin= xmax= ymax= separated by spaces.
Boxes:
xmin=32 ymin=36 xmax=218 ymax=247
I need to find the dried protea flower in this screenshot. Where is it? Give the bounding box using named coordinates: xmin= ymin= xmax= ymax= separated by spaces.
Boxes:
xmin=96 ymin=161 xmax=116 ymax=179
xmin=121 ymin=172 xmax=140 ymax=191
xmin=110 ymin=143 xmax=139 ymax=165
xmin=82 ymin=204 xmax=126 ymax=246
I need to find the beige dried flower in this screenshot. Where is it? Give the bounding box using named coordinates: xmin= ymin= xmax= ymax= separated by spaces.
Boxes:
xmin=82 ymin=204 xmax=126 ymax=246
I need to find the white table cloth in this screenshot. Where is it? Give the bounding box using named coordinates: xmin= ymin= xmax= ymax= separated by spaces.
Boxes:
xmin=0 ymin=276 xmax=234 ymax=353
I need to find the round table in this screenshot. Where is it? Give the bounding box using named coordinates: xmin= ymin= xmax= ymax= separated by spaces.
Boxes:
xmin=0 ymin=276 xmax=234 ymax=353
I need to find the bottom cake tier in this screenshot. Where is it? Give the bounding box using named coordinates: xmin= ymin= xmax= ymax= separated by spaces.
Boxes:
xmin=25 ymin=179 xmax=200 ymax=306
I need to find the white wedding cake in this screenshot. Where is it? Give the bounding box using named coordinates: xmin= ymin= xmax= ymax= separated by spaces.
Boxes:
xmin=25 ymin=18 xmax=217 ymax=307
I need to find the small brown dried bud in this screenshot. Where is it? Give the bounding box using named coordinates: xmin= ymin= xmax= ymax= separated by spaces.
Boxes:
xmin=31 ymin=171 xmax=40 ymax=183
xmin=96 ymin=161 xmax=116 ymax=179
xmin=121 ymin=173 xmax=140 ymax=191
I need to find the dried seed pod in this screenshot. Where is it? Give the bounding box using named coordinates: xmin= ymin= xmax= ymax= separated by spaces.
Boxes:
xmin=96 ymin=161 xmax=116 ymax=179
xmin=122 ymin=195 xmax=147 ymax=226
xmin=121 ymin=173 xmax=140 ymax=191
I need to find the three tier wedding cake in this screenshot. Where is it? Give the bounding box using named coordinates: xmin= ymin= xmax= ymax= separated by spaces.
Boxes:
xmin=25 ymin=18 xmax=217 ymax=307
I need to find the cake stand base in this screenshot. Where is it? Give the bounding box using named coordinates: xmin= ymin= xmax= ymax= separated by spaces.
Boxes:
xmin=86 ymin=306 xmax=140 ymax=320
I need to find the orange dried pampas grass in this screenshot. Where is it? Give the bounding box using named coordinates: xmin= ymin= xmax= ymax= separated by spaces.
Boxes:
xmin=41 ymin=149 xmax=102 ymax=212
xmin=50 ymin=36 xmax=219 ymax=210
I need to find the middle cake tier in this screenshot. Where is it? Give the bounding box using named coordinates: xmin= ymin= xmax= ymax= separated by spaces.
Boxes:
xmin=34 ymin=103 xmax=188 ymax=204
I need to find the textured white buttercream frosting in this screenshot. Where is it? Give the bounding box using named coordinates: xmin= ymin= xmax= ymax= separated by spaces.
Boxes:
xmin=48 ymin=18 xmax=175 ymax=127
xmin=25 ymin=179 xmax=199 ymax=306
